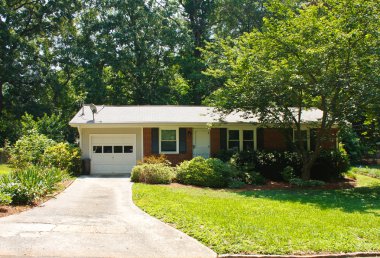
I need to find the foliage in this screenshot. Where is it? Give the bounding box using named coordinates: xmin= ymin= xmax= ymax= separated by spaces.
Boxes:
xmin=229 ymin=150 xmax=349 ymax=181
xmin=131 ymin=163 xmax=175 ymax=184
xmin=21 ymin=113 xmax=70 ymax=142
xmin=289 ymin=178 xmax=326 ymax=187
xmin=204 ymin=0 xmax=380 ymax=179
xmin=0 ymin=140 xmax=11 ymax=163
xmin=138 ymin=155 xmax=171 ymax=166
xmin=281 ymin=166 xmax=296 ymax=182
xmin=0 ymin=164 xmax=12 ymax=175
xmin=42 ymin=143 xmax=81 ymax=175
xmin=339 ymin=126 xmax=367 ymax=164
xmin=9 ymin=134 xmax=56 ymax=169
xmin=0 ymin=191 xmax=11 ymax=205
xmin=0 ymin=166 xmax=69 ymax=204
xmin=133 ymin=179 xmax=380 ymax=254
xmin=311 ymin=149 xmax=350 ymax=181
xmin=176 ymin=157 xmax=236 ymax=188
xmin=227 ymin=179 xmax=245 ymax=189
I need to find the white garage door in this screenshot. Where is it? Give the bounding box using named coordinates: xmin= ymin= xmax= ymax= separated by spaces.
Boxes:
xmin=90 ymin=134 xmax=136 ymax=174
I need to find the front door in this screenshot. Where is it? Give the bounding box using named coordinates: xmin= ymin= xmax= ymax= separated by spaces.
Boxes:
xmin=193 ymin=129 xmax=210 ymax=158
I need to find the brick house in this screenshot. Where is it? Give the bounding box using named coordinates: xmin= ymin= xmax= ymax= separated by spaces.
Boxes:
xmin=69 ymin=105 xmax=337 ymax=175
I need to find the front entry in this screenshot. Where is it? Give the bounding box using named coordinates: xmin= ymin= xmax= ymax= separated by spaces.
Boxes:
xmin=193 ymin=129 xmax=210 ymax=158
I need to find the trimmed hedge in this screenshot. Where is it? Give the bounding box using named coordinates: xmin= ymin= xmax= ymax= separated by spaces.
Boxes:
xmin=176 ymin=156 xmax=237 ymax=188
xmin=131 ymin=163 xmax=175 ymax=184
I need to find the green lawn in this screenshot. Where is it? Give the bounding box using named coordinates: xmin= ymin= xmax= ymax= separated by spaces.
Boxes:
xmin=349 ymin=166 xmax=380 ymax=179
xmin=132 ymin=175 xmax=380 ymax=255
xmin=0 ymin=164 xmax=12 ymax=175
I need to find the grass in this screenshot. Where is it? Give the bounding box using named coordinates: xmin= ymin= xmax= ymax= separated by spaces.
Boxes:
xmin=0 ymin=164 xmax=12 ymax=175
xmin=132 ymin=175 xmax=380 ymax=255
xmin=349 ymin=166 xmax=380 ymax=179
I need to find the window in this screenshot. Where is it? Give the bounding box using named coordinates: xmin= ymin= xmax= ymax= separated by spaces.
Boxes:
xmin=160 ymin=129 xmax=177 ymax=152
xmin=243 ymin=130 xmax=254 ymax=151
xmin=124 ymin=146 xmax=133 ymax=153
xmin=103 ymin=146 xmax=113 ymax=153
xmin=228 ymin=130 xmax=240 ymax=151
xmin=114 ymin=146 xmax=123 ymax=153
xmin=93 ymin=146 xmax=102 ymax=153
xmin=294 ymin=130 xmax=308 ymax=150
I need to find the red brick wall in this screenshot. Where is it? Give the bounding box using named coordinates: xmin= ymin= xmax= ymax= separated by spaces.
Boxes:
xmin=210 ymin=128 xmax=220 ymax=157
xmin=314 ymin=128 xmax=338 ymax=150
xmin=142 ymin=128 xmax=193 ymax=166
xmin=263 ymin=128 xmax=288 ymax=151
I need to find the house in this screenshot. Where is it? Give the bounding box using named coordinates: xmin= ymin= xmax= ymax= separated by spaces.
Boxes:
xmin=69 ymin=105 xmax=337 ymax=175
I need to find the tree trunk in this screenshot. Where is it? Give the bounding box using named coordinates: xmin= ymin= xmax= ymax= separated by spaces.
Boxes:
xmin=0 ymin=81 xmax=3 ymax=114
xmin=301 ymin=158 xmax=313 ymax=180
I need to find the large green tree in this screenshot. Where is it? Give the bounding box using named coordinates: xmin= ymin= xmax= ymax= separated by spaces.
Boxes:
xmin=204 ymin=0 xmax=380 ymax=179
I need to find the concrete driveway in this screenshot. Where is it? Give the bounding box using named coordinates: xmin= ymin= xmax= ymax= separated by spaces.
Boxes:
xmin=0 ymin=176 xmax=216 ymax=258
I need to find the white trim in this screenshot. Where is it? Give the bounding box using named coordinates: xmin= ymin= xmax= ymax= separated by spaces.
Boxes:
xmin=227 ymin=128 xmax=255 ymax=152
xmin=159 ymin=127 xmax=179 ymax=154
xmin=140 ymin=127 xmax=144 ymax=161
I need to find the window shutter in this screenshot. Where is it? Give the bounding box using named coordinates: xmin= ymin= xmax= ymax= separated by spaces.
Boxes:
xmin=220 ymin=128 xmax=227 ymax=150
xmin=151 ymin=128 xmax=159 ymax=154
xmin=179 ymin=128 xmax=187 ymax=153
xmin=257 ymin=128 xmax=264 ymax=150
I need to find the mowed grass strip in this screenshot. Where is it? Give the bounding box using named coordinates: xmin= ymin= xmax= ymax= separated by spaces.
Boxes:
xmin=132 ymin=177 xmax=380 ymax=255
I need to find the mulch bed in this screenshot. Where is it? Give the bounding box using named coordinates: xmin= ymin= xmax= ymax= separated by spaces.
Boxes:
xmin=0 ymin=179 xmax=74 ymax=218
xmin=168 ymin=178 xmax=356 ymax=191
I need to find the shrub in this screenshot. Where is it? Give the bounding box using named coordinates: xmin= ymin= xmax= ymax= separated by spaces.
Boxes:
xmin=43 ymin=142 xmax=81 ymax=174
xmin=289 ymin=178 xmax=326 ymax=187
xmin=131 ymin=163 xmax=175 ymax=184
xmin=229 ymin=149 xmax=349 ymax=181
xmin=176 ymin=157 xmax=237 ymax=188
xmin=0 ymin=166 xmax=69 ymax=204
xmin=138 ymin=155 xmax=171 ymax=166
xmin=228 ymin=179 xmax=245 ymax=189
xmin=230 ymin=151 xmax=302 ymax=181
xmin=9 ymin=133 xmax=56 ymax=168
xmin=281 ymin=166 xmax=296 ymax=182
xmin=310 ymin=148 xmax=350 ymax=180
xmin=0 ymin=191 xmax=11 ymax=205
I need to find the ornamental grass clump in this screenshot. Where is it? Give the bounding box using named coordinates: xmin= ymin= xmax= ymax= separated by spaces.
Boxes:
xmin=0 ymin=165 xmax=69 ymax=204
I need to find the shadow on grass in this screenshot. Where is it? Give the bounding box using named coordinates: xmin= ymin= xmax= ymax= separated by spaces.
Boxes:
xmin=235 ymin=185 xmax=380 ymax=216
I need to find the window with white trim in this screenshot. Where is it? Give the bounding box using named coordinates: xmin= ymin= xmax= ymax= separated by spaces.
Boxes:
xmin=160 ymin=129 xmax=177 ymax=153
xmin=243 ymin=130 xmax=254 ymax=151
xmin=228 ymin=130 xmax=240 ymax=151
xmin=228 ymin=129 xmax=255 ymax=152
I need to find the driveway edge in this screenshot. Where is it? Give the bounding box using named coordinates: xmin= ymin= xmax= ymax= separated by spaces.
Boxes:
xmin=219 ymin=252 xmax=380 ymax=258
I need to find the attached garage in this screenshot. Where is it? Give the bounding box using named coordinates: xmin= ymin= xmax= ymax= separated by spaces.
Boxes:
xmin=90 ymin=134 xmax=136 ymax=174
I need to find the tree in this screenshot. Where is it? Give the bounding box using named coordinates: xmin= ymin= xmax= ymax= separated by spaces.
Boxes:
xmin=204 ymin=0 xmax=379 ymax=179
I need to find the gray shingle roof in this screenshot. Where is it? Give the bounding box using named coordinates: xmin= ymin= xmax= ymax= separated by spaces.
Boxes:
xmin=69 ymin=105 xmax=323 ymax=126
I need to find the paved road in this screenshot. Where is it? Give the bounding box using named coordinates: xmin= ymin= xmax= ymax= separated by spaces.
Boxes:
xmin=0 ymin=176 xmax=216 ymax=258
